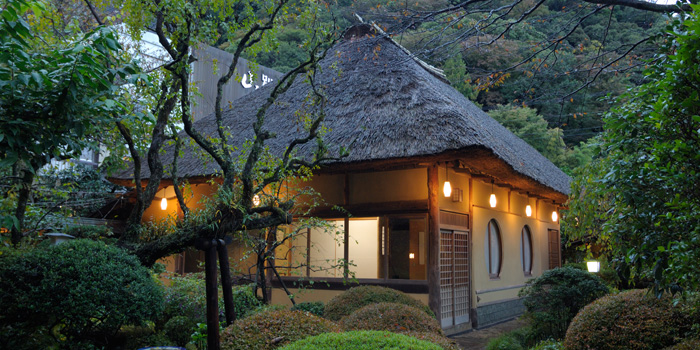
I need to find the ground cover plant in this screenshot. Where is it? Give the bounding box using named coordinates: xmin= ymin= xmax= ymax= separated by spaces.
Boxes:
xmin=220 ymin=309 xmax=341 ymax=350
xmin=278 ymin=330 xmax=444 ymax=350
xmin=324 ymin=285 xmax=434 ymax=321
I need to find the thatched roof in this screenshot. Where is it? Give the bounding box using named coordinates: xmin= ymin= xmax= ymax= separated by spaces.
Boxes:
xmin=111 ymin=24 xmax=570 ymax=198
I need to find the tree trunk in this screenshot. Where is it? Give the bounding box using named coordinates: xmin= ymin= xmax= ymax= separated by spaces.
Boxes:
xmin=11 ymin=167 xmax=35 ymax=246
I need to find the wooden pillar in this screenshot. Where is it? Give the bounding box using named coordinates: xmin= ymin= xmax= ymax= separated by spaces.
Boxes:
xmin=217 ymin=239 xmax=235 ymax=325
xmin=343 ymin=173 xmax=350 ymax=278
xmin=427 ymin=164 xmax=441 ymax=320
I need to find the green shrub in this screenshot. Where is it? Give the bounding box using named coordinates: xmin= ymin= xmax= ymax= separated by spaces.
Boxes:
xmin=340 ymin=302 xmax=443 ymax=335
xmin=519 ymin=266 xmax=608 ymax=341
xmin=232 ymin=284 xmax=263 ymax=319
xmin=324 ymin=285 xmax=434 ymax=321
xmin=0 ymin=239 xmax=163 ymax=349
xmin=163 ymin=273 xmax=208 ymax=323
xmin=291 ymin=301 xmax=325 ymax=317
xmin=164 ymin=315 xmax=196 ymax=347
xmin=564 ymin=289 xmax=693 ymax=350
xmin=64 ymin=224 xmax=114 ymax=242
xmin=278 ymin=330 xmax=444 ymax=350
xmin=486 ymin=334 xmax=523 ymax=350
xmin=530 ymin=339 xmax=564 ymax=350
xmin=220 ymin=309 xmax=341 ymax=350
xmin=404 ymin=331 xmax=460 ymax=350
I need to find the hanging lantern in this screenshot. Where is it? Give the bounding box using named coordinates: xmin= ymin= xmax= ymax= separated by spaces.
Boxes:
xmin=525 ymin=204 xmax=532 ymax=217
xmin=489 ymin=180 xmax=497 ymax=208
xmin=443 ymin=163 xmax=452 ymax=197
xmin=160 ymin=197 xmax=167 ymax=210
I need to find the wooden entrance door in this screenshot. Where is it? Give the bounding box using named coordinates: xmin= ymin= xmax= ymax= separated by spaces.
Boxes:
xmin=440 ymin=229 xmax=470 ymax=328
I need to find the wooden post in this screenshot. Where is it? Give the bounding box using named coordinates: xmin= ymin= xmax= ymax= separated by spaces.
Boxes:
xmin=343 ymin=173 xmax=350 ymax=279
xmin=217 ymin=238 xmax=235 ymax=325
xmin=427 ymin=164 xmax=441 ymax=321
xmin=196 ymin=238 xmax=221 ymax=350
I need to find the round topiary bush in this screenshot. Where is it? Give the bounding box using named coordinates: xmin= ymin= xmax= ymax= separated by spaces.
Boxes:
xmin=220 ymin=309 xmax=341 ymax=350
xmin=0 ymin=239 xmax=163 ymax=349
xmin=340 ymin=302 xmax=443 ymax=335
xmin=518 ymin=266 xmax=609 ymax=341
xmin=278 ymin=330 xmax=444 ymax=350
xmin=564 ymin=289 xmax=691 ymax=350
xmin=324 ymin=285 xmax=434 ymax=321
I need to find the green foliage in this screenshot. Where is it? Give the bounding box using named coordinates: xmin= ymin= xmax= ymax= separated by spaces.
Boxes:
xmin=324 ymin=285 xmax=434 ymax=321
xmin=530 ymin=339 xmax=564 ymax=350
xmin=403 ymin=331 xmax=460 ymax=350
xmin=564 ymin=289 xmax=696 ymax=350
xmin=0 ymin=239 xmax=163 ymax=349
xmin=291 ymin=301 xmax=325 ymax=317
xmin=232 ymin=284 xmax=263 ymax=319
xmin=340 ymin=302 xmax=443 ymax=335
xmin=278 ymin=330 xmax=444 ymax=350
xmin=443 ymin=56 xmax=478 ymax=102
xmin=485 ymin=327 xmax=532 ymax=350
xmin=663 ymin=338 xmax=700 ymax=350
xmin=220 ymin=309 xmax=341 ymax=350
xmin=163 ymin=274 xmax=208 ymax=323
xmin=563 ymin=7 xmax=700 ymax=294
xmin=488 ymin=105 xmax=595 ymax=173
xmin=518 ymin=266 xmax=609 ymax=342
xmin=164 ymin=316 xmax=197 ymax=347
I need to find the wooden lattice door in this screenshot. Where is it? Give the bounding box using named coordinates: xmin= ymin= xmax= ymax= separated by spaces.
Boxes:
xmin=440 ymin=229 xmax=470 ymax=328
xmin=548 ymin=229 xmax=561 ymax=269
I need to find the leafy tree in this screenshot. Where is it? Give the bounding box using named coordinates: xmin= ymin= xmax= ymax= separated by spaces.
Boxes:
xmin=0 ymin=0 xmax=140 ymax=245
xmin=564 ymin=7 xmax=700 ymax=294
xmin=442 ymin=56 xmax=478 ymax=102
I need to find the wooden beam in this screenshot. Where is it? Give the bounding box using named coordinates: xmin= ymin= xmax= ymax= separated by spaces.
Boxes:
xmin=343 ymin=173 xmax=349 ymax=279
xmin=307 ymin=200 xmax=429 ymax=218
xmin=427 ymin=164 xmax=441 ymax=321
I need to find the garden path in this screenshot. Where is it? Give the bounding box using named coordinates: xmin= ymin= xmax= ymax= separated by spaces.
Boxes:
xmin=450 ymin=318 xmax=527 ymax=350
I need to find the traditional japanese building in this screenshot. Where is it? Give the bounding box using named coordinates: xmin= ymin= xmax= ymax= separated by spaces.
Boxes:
xmin=111 ymin=23 xmax=570 ymax=332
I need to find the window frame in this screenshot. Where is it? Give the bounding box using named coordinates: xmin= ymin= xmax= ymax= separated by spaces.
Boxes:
xmin=521 ymin=225 xmax=533 ymax=276
xmin=486 ymin=219 xmax=503 ymax=279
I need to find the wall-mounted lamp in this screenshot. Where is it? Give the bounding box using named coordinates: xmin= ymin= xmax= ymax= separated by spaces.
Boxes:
xmin=252 ymin=194 xmax=261 ymax=207
xmin=489 ymin=180 xmax=497 ymax=208
xmin=409 ymin=253 xmax=415 ymax=259
xmin=552 ymin=201 xmax=558 ymax=222
xmin=587 ymin=260 xmax=601 ymax=273
xmin=443 ymin=163 xmax=452 ymax=197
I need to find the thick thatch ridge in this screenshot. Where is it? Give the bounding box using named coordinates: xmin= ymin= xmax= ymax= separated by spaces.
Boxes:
xmin=112 ymin=24 xmax=570 ymax=196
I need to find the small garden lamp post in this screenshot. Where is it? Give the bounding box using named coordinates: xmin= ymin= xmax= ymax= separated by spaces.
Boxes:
xmin=587 ymin=260 xmax=601 ymax=273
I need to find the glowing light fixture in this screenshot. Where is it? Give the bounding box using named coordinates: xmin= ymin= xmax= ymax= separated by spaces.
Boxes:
xmin=409 ymin=253 xmax=415 ymax=259
xmin=525 ymin=205 xmax=532 ymax=217
xmin=489 ymin=180 xmax=497 ymax=208
xmin=252 ymin=194 xmax=261 ymax=207
xmin=443 ymin=163 xmax=452 ymax=197
xmin=160 ymin=188 xmax=167 ymax=210
xmin=587 ymin=260 xmax=601 ymax=273
xmin=551 ymin=210 xmax=558 ymax=222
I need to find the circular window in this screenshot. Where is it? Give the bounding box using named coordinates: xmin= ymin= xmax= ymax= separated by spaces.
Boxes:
xmin=521 ymin=225 xmax=533 ymax=275
xmin=484 ymin=219 xmax=502 ymax=278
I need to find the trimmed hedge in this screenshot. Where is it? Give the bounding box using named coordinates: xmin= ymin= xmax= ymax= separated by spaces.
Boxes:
xmin=663 ymin=338 xmax=700 ymax=350
xmin=564 ymin=289 xmax=692 ymax=350
xmin=0 ymin=239 xmax=163 ymax=349
xmin=278 ymin=330 xmax=444 ymax=350
xmin=291 ymin=301 xmax=325 ymax=317
xmin=340 ymin=302 xmax=443 ymax=335
xmin=324 ymin=285 xmax=434 ymax=321
xmin=220 ymin=309 xmax=341 ymax=350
